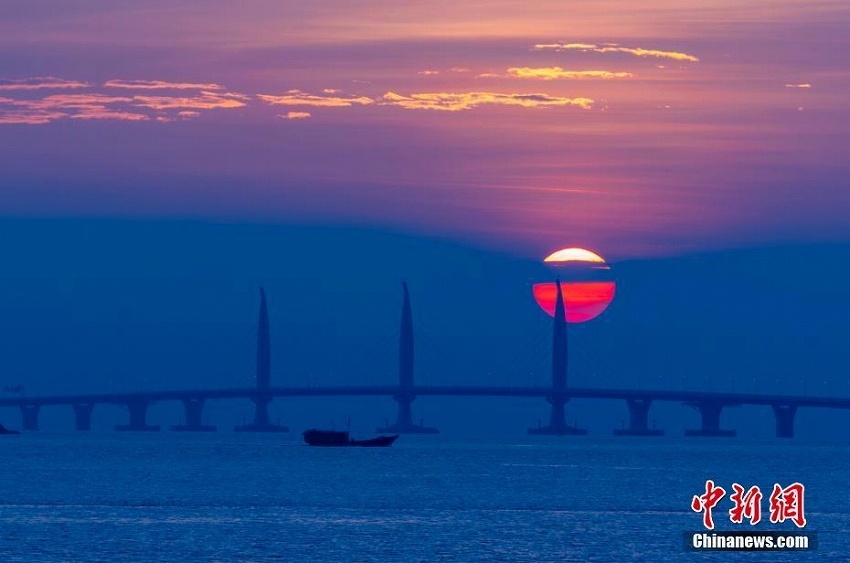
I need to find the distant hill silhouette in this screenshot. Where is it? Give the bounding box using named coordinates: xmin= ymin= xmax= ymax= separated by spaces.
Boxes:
xmin=0 ymin=217 xmax=846 ymax=435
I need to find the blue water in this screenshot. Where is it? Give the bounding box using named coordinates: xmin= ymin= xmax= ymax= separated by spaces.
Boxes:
xmin=0 ymin=433 xmax=847 ymax=562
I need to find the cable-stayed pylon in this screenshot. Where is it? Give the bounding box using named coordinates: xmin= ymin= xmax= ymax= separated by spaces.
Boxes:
xmin=376 ymin=282 xmax=439 ymax=434
xmin=528 ymin=279 xmax=587 ymax=435
xmin=235 ymin=287 xmax=288 ymax=432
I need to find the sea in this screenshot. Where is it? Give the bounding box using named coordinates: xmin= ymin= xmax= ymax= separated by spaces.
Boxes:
xmin=0 ymin=433 xmax=847 ymax=562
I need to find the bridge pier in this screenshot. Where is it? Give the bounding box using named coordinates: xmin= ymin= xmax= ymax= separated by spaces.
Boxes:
xmin=772 ymin=404 xmax=797 ymax=439
xmin=234 ymin=395 xmax=287 ymax=432
xmin=528 ymin=395 xmax=587 ymax=436
xmin=685 ymin=401 xmax=735 ymax=437
xmin=20 ymin=405 xmax=40 ymax=431
xmin=614 ymin=398 xmax=664 ymax=436
xmin=377 ymin=393 xmax=438 ymax=434
xmin=116 ymin=399 xmax=160 ymax=431
xmin=172 ymin=397 xmax=216 ymax=432
xmin=72 ymin=403 xmax=95 ymax=431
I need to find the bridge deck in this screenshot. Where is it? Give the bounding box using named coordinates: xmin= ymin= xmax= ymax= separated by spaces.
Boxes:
xmin=1 ymin=386 xmax=848 ymax=409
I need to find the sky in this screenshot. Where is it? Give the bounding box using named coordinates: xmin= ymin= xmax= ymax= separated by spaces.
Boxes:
xmin=0 ymin=2 xmax=848 ymax=435
xmin=1 ymin=0 xmax=848 ymax=257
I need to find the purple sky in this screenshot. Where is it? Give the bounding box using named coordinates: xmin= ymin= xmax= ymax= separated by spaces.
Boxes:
xmin=1 ymin=0 xmax=848 ymax=258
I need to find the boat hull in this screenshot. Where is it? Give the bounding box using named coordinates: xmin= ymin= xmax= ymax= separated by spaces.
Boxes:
xmin=302 ymin=429 xmax=398 ymax=447
xmin=350 ymin=435 xmax=398 ymax=447
xmin=0 ymin=424 xmax=20 ymax=435
xmin=303 ymin=429 xmax=350 ymax=446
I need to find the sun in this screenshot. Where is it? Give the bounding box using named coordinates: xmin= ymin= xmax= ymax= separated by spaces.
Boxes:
xmin=543 ymin=247 xmax=606 ymax=264
xmin=532 ymin=247 xmax=616 ymax=323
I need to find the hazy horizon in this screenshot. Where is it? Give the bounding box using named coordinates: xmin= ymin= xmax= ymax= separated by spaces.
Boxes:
xmin=0 ymin=216 xmax=846 ymax=439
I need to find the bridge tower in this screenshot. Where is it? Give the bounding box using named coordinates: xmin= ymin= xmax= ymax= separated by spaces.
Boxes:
xmin=235 ymin=287 xmax=288 ymax=432
xmin=377 ymin=282 xmax=438 ymax=434
xmin=529 ymin=279 xmax=587 ymax=435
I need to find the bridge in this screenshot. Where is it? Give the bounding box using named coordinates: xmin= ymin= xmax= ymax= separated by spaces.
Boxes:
xmin=1 ymin=282 xmax=847 ymax=438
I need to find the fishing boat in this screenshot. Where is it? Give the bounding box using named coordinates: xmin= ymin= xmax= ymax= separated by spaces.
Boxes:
xmin=0 ymin=423 xmax=20 ymax=435
xmin=302 ymin=428 xmax=398 ymax=447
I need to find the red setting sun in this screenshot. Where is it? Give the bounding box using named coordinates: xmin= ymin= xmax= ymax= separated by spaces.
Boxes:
xmin=532 ymin=248 xmax=616 ymax=323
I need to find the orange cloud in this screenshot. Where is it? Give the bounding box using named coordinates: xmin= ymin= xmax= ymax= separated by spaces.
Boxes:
xmin=70 ymin=108 xmax=149 ymax=121
xmin=258 ymin=90 xmax=374 ymax=108
xmin=0 ymin=84 xmax=251 ymax=124
xmin=535 ymin=42 xmax=699 ymax=62
xmin=0 ymin=110 xmax=67 ymax=124
xmin=0 ymin=94 xmax=141 ymax=124
xmin=104 ymin=79 xmax=225 ymax=90
xmin=418 ymin=68 xmax=469 ymax=76
xmin=785 ymin=83 xmax=812 ymax=88
xmin=502 ymin=67 xmax=633 ymax=80
xmin=14 ymin=94 xmax=134 ymax=109
xmin=132 ymin=91 xmax=247 ymax=110
xmin=381 ymin=91 xmax=593 ymax=111
xmin=282 ymin=111 xmax=311 ymax=119
xmin=0 ymin=77 xmax=89 ymax=90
